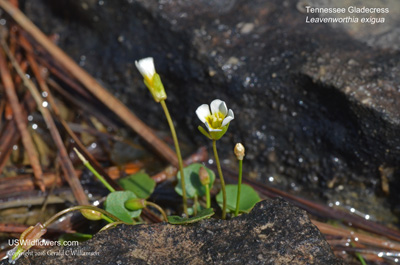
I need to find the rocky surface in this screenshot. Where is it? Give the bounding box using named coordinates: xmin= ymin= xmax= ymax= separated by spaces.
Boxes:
xmin=2 ymin=198 xmax=344 ymax=265
xmin=13 ymin=0 xmax=400 ymax=221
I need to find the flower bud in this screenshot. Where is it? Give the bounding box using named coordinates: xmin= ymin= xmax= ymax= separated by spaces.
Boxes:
xmin=135 ymin=57 xmax=167 ymax=102
xmin=234 ymin=143 xmax=245 ymax=160
xmin=124 ymin=198 xmax=146 ymax=211
xmin=80 ymin=209 xmax=102 ymax=221
xmin=199 ymin=167 xmax=210 ymax=186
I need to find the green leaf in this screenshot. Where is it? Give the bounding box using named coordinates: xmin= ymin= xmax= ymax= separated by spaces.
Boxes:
xmin=105 ymin=191 xmax=141 ymax=223
xmin=197 ymin=126 xmax=211 ymax=139
xmin=118 ymin=172 xmax=156 ymax=199
xmin=216 ymin=184 xmax=260 ymax=213
xmin=175 ymin=163 xmax=215 ymax=198
xmin=168 ymin=208 xmax=214 ymax=224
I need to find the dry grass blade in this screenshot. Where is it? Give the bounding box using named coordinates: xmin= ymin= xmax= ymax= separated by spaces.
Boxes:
xmin=0 ymin=0 xmax=179 ymax=167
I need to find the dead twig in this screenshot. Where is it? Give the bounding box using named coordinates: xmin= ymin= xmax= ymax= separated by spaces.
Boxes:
xmin=0 ymin=162 xmax=142 ymax=195
xmin=312 ymin=220 xmax=400 ymax=252
xmin=0 ymin=44 xmax=45 ymax=191
xmin=0 ymin=92 xmax=36 ymax=174
xmin=20 ymin=35 xmax=120 ymax=192
xmin=232 ymin=172 xmax=400 ymax=242
xmin=1 ymin=39 xmax=89 ymax=205
xmin=46 ymin=78 xmax=117 ymax=131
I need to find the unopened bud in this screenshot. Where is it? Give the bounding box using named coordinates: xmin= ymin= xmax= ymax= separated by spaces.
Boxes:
xmin=135 ymin=57 xmax=167 ymax=102
xmin=234 ymin=143 xmax=245 ymax=160
xmin=80 ymin=209 xmax=102 ymax=221
xmin=124 ymin=198 xmax=146 ymax=211
xmin=199 ymin=167 xmax=210 ymax=186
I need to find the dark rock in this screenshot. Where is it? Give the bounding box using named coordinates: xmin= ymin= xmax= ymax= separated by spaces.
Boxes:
xmin=2 ymin=198 xmax=344 ymax=265
xmin=15 ymin=0 xmax=400 ymax=220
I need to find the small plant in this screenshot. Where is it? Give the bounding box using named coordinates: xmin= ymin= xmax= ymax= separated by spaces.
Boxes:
xmin=234 ymin=143 xmax=245 ymax=216
xmin=6 ymin=57 xmax=261 ymax=263
xmin=135 ymin=57 xmax=189 ymax=216
xmin=196 ymin=99 xmax=234 ymax=219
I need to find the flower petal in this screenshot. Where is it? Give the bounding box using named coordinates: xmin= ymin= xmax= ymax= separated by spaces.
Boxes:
xmin=135 ymin=57 xmax=156 ymax=80
xmin=196 ymin=104 xmax=211 ymax=123
xmin=210 ymin=99 xmax=223 ymax=115
xmin=228 ymin=109 xmax=234 ymax=119
xmin=221 ymin=109 xmax=234 ymax=127
xmin=218 ymin=101 xmax=228 ymax=117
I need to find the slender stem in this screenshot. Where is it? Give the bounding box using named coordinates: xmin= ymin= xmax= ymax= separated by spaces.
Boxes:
xmin=99 ymin=221 xmax=126 ymax=232
xmin=212 ymin=140 xmax=226 ymax=219
xmin=145 ymin=201 xmax=168 ymax=222
xmin=101 ymin=215 xmax=114 ymax=223
xmin=74 ymin=148 xmax=115 ymax=193
xmin=235 ymin=159 xmax=243 ymax=217
xmin=84 ymin=160 xmax=116 ymax=193
xmin=193 ymin=195 xmax=198 ymax=216
xmin=159 ymin=100 xmax=188 ymax=216
xmin=43 ymin=205 xmax=126 ymax=228
xmin=205 ymin=184 xmax=211 ymax=208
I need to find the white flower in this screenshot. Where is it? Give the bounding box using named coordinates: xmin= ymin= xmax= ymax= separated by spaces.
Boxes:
xmin=196 ymin=99 xmax=234 ymax=140
xmin=134 ymin=57 xmax=167 ymax=102
xmin=135 ymin=57 xmax=156 ymax=83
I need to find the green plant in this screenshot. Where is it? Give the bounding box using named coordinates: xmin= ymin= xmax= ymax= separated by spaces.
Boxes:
xmin=135 ymin=57 xmax=188 ymax=216
xmin=216 ymin=184 xmax=260 ymax=214
xmin=196 ymin=99 xmax=234 ymax=219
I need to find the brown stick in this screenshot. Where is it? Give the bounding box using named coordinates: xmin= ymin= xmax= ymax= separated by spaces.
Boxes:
xmin=46 ymin=78 xmax=117 ymax=130
xmin=228 ymin=170 xmax=400 ymax=242
xmin=0 ymin=222 xmax=74 ymax=234
xmin=313 ymin=220 xmax=400 ymax=251
xmin=21 ymin=35 xmax=120 ymax=191
xmin=0 ymin=92 xmax=36 ymax=174
xmin=0 ymin=162 xmax=142 ymax=195
xmin=1 ymin=40 xmax=89 ymax=205
xmin=0 ymin=0 xmax=179 ymax=167
xmin=0 ymin=47 xmax=45 ymax=191
xmin=34 ymin=54 xmax=95 ymax=103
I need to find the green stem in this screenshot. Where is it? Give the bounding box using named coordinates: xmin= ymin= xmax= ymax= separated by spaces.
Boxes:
xmin=74 ymin=148 xmax=115 ymax=193
xmin=160 ymin=100 xmax=188 ymax=216
xmin=84 ymin=161 xmax=115 ymax=193
xmin=235 ymin=159 xmax=243 ymax=217
xmin=350 ymin=242 xmax=367 ymax=265
xmin=193 ymin=195 xmax=198 ymax=216
xmin=145 ymin=201 xmax=168 ymax=222
xmin=43 ymin=205 xmax=127 ymax=228
xmin=213 ymin=140 xmax=226 ymax=219
xmin=101 ymin=214 xmax=115 ymax=223
xmin=205 ymin=184 xmax=211 ymax=209
xmin=99 ymin=221 xmax=126 ymax=232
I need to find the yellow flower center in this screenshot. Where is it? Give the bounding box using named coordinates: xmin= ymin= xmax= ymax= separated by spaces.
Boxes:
xmin=205 ymin=112 xmax=225 ymax=129
xmin=144 ymin=75 xmax=153 ymax=87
